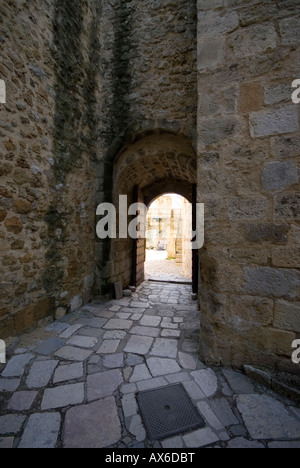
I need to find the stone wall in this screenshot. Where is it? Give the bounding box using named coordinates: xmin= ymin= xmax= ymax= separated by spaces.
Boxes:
xmin=197 ymin=0 xmax=300 ymax=373
xmin=0 ymin=0 xmax=99 ymax=338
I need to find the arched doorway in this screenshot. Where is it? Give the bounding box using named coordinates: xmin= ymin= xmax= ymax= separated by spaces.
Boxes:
xmin=111 ymin=131 xmax=198 ymax=294
xmin=145 ymin=194 xmax=193 ymax=284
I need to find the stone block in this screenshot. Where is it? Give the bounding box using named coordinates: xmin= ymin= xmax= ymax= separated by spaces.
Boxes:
xmin=2 ymin=353 xmax=34 ymax=378
xmin=198 ymin=116 xmax=241 ymax=145
xmin=103 ymin=319 xmax=133 ymax=330
xmin=228 ymin=438 xmax=264 ymax=449
xmin=228 ymin=198 xmax=267 ymax=219
xmin=191 ymin=369 xmax=218 ymax=397
xmin=18 ymin=413 xmax=61 ymax=448
xmin=124 ymin=335 xmax=153 ymax=355
xmin=244 ymin=267 xmax=300 ymax=300
xmin=228 ymin=24 xmax=277 ymax=59
xmin=183 ymin=381 xmax=206 ymax=400
xmin=270 ymin=135 xmax=300 ymax=160
xmin=140 ymin=315 xmax=161 ymax=327
xmin=272 ymin=248 xmax=300 ymax=268
xmin=275 ymin=193 xmax=300 ymax=219
xmin=137 ymin=377 xmax=168 ymax=392
xmin=41 ymin=383 xmax=84 ymax=410
xmin=147 ymin=358 xmax=181 ymax=377
xmin=53 ymin=363 xmax=84 ymax=384
xmin=198 ymin=11 xmax=239 ymax=38
xmin=0 ymin=379 xmax=21 ymax=392
xmin=183 ymin=427 xmax=219 ymax=448
xmin=8 ymin=391 xmax=38 ymax=411
xmin=26 ymin=360 xmax=58 ymax=388
xmin=103 ymin=353 xmax=124 ymax=369
xmin=87 ymin=370 xmax=123 ymax=401
xmin=67 ymin=336 xmax=98 ymax=349
xmin=98 ymin=340 xmax=120 ymax=354
xmin=35 ymin=338 xmax=66 ymax=355
xmin=262 ymin=161 xmax=298 ymax=191
xmin=279 ymin=17 xmax=300 ymax=46
xmin=250 ymin=106 xmax=299 ymax=138
xmin=239 ymin=82 xmax=263 ymax=113
xmin=128 ymin=415 xmax=146 ymax=443
xmin=178 ymin=352 xmax=198 ymax=370
xmin=130 ymin=326 xmax=160 ymax=338
xmin=0 ymin=414 xmax=25 ymax=435
xmin=197 ymin=37 xmax=224 ymax=71
xmin=274 ymin=300 xmax=300 ymax=333
xmin=130 ymin=364 xmax=152 ymax=383
xmin=55 ymin=346 xmax=93 ymax=362
xmin=150 ymin=338 xmax=178 ymax=359
xmin=264 ymin=83 xmax=291 ymax=105
xmin=244 ymin=223 xmax=288 ymax=244
xmin=209 ymin=398 xmax=239 ymax=426
xmin=60 ymin=324 xmax=83 ymax=339
xmin=237 ymin=394 xmax=300 ymax=440
xmin=122 ymin=393 xmax=138 ymax=418
xmin=64 ymin=398 xmax=121 ymax=448
xmin=197 ymin=401 xmax=224 ymax=431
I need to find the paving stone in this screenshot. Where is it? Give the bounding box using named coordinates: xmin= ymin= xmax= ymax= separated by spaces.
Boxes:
xmin=130 ymin=326 xmax=160 ymax=338
xmin=14 ymin=348 xmax=27 ymax=355
xmin=140 ymin=316 xmax=161 ymax=327
xmin=178 ymin=352 xmax=197 ymax=370
xmin=0 ymin=415 xmax=25 ymax=435
xmin=117 ymin=312 xmax=131 ymax=319
xmin=237 ymin=394 xmax=300 ymax=440
xmin=92 ymin=310 xmax=114 ymax=319
xmin=147 ymin=358 xmax=181 ymax=377
xmin=77 ymin=327 xmax=104 ymax=338
xmin=2 ymin=353 xmax=34 ymax=378
xmin=228 ymin=438 xmax=264 ymax=449
xmin=183 ymin=428 xmax=219 ymax=448
xmin=87 ymin=370 xmax=123 ymax=401
xmin=124 ymin=336 xmax=153 ymax=355
xmin=26 ymin=360 xmax=58 ymax=388
xmin=130 ymin=364 xmax=152 ymax=383
xmin=55 ymin=346 xmax=93 ymax=362
xmin=104 ymin=330 xmax=127 ymax=340
xmin=0 ymin=437 xmax=14 ymax=448
xmin=161 ymin=322 xmax=178 ymax=330
xmin=123 ymin=367 xmax=133 ymax=381
xmin=191 ymin=369 xmax=218 ymax=397
xmin=183 ymin=380 xmax=206 ymax=400
xmin=89 ymin=355 xmax=100 ymax=365
xmin=41 ymin=383 xmax=84 ymax=410
xmin=137 ymin=377 xmax=168 ymax=392
xmin=121 ymin=383 xmax=137 ymax=395
xmin=162 ymin=436 xmax=184 ymax=449
xmin=19 ymin=413 xmax=61 ymax=448
xmin=165 ymin=372 xmax=191 ymax=384
xmin=173 ymin=317 xmax=184 ymax=323
xmin=290 ymin=406 xmax=300 ymax=420
xmin=0 ymin=379 xmax=20 ymax=392
xmin=67 ymin=335 xmax=98 ymax=349
xmin=209 ymin=398 xmax=239 ymax=427
xmin=98 ymin=340 xmax=120 ymax=354
xmin=60 ymin=324 xmax=83 ymax=339
xmin=230 ymin=425 xmax=248 ymax=437
xmin=161 ymin=329 xmax=181 ymax=339
xmin=104 ymin=319 xmax=133 ymax=330
xmin=128 ymin=415 xmax=146 ymax=442
xmin=150 ymin=338 xmax=178 ymax=359
xmin=130 ymin=302 xmax=149 ymax=309
xmin=222 ymin=369 xmax=254 ymax=394
xmin=87 ymin=317 xmax=108 ymax=329
xmin=268 ymin=441 xmax=300 ymax=449
xmin=109 ymin=305 xmax=121 ymax=312
xmin=182 ymin=341 xmax=199 ymax=353
xmin=103 ymin=353 xmax=124 ymax=369
xmin=122 ymin=393 xmax=138 ymax=417
xmin=197 ymin=401 xmax=224 ymax=431
xmin=7 ymin=391 xmax=38 ymax=411
xmin=46 ymin=322 xmax=69 ymax=333
xmin=126 ymin=354 xmax=144 ymax=366
xmin=131 ymin=314 xmax=143 ymax=321
xmin=53 ymin=363 xmax=84 ymax=384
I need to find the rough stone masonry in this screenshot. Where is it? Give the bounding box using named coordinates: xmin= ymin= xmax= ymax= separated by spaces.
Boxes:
xmin=0 ymin=0 xmax=299 ymax=375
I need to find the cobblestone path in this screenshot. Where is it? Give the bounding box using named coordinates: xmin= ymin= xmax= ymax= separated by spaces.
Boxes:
xmin=0 ymin=282 xmax=300 ymax=448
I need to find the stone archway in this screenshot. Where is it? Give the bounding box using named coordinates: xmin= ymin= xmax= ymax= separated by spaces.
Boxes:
xmin=111 ymin=131 xmax=197 ymax=291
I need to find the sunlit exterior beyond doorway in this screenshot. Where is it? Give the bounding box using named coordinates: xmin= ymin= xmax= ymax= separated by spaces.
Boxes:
xmin=145 ymin=194 xmax=192 ymax=283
